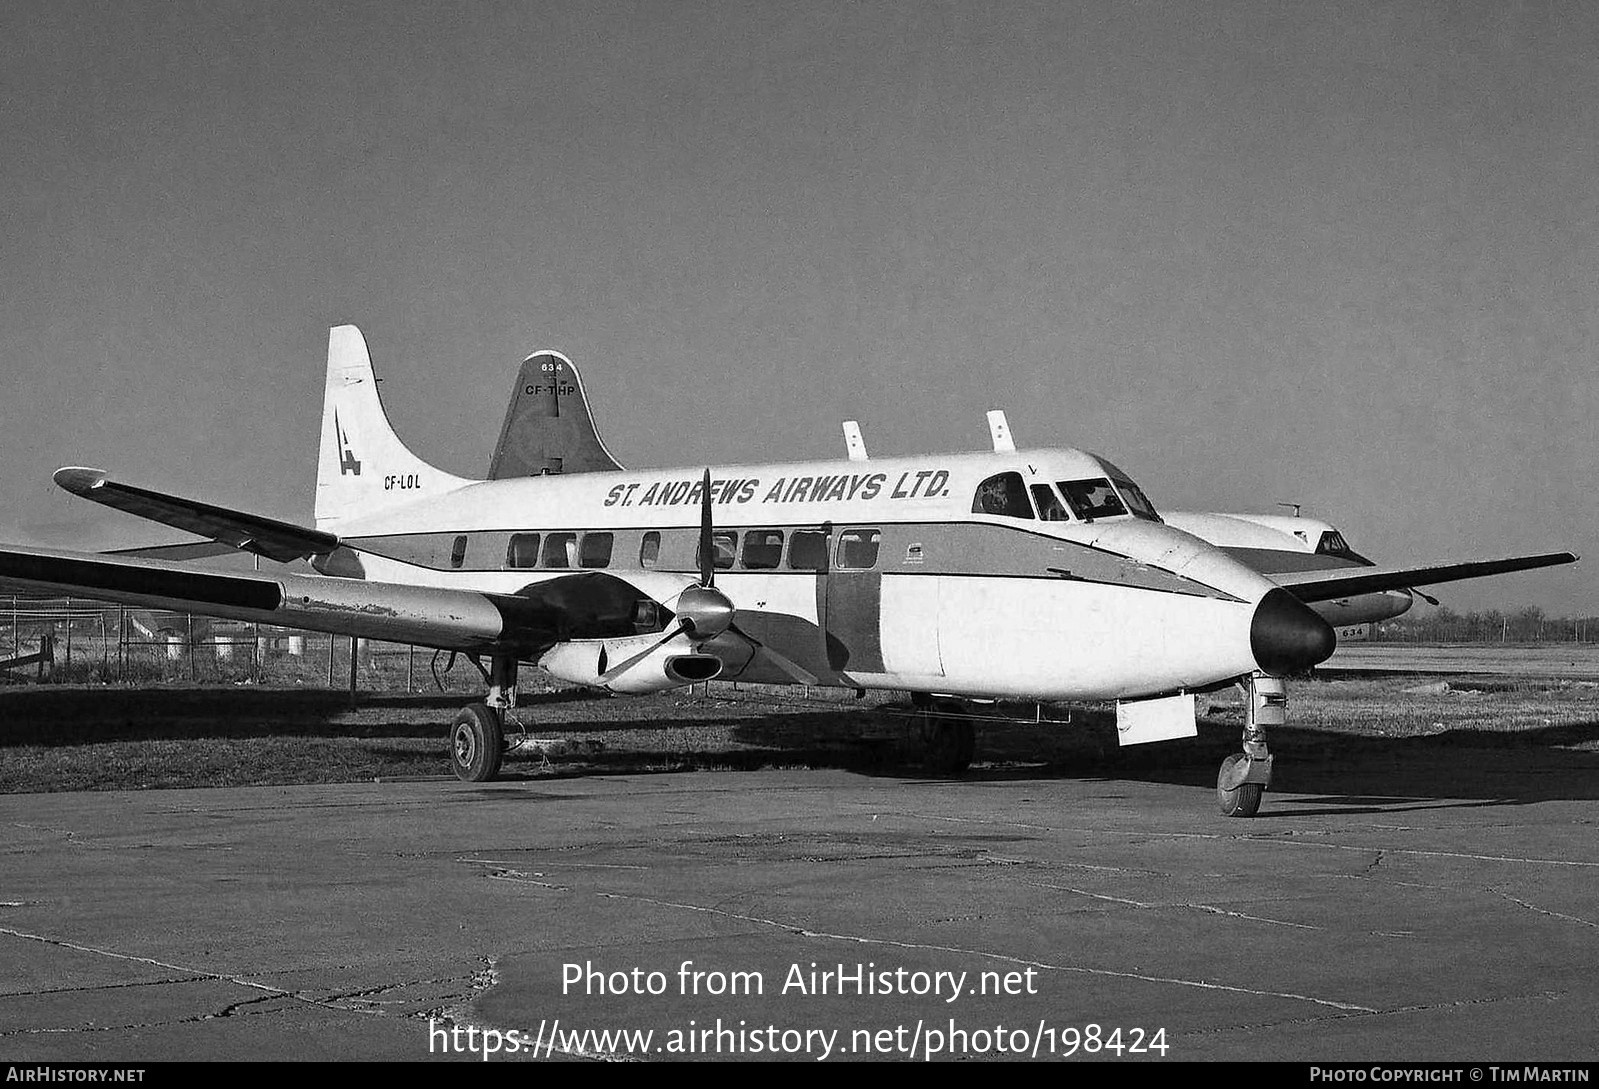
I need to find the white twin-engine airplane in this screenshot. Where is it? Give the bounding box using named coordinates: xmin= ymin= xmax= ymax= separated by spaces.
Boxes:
xmin=0 ymin=326 xmax=1576 ymax=816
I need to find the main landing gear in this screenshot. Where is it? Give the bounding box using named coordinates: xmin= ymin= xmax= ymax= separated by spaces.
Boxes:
xmin=1216 ymin=672 xmax=1283 ymax=817
xmin=451 ymin=655 xmax=519 ymax=783
xmin=913 ymin=693 xmax=976 ymax=776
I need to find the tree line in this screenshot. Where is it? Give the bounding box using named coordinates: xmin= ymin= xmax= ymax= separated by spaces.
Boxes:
xmin=1373 ymin=606 xmax=1597 ymax=643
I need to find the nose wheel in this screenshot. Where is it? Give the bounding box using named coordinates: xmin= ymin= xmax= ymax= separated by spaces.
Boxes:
xmin=1217 ymin=673 xmax=1280 ymax=817
xmin=1216 ymin=753 xmax=1263 ymax=817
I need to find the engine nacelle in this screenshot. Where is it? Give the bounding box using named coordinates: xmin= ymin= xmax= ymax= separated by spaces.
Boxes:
xmin=539 ymin=636 xmax=723 ymax=695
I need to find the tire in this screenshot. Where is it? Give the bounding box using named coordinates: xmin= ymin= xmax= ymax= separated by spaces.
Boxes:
xmin=451 ymin=703 xmax=504 ymax=782
xmin=1216 ymin=752 xmax=1263 ymax=818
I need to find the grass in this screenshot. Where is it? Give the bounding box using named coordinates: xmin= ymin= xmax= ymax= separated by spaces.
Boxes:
xmin=2 ymin=662 xmax=1598 ymax=795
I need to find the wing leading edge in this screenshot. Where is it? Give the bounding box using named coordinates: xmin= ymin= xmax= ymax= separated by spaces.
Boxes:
xmin=54 ymin=467 xmax=338 ymax=563
xmin=1276 ymin=552 xmax=1577 ymax=604
xmin=0 ymin=545 xmax=654 ymax=654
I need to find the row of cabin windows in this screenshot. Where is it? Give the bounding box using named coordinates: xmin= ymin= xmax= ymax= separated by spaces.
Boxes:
xmin=448 ymin=528 xmax=883 ymax=572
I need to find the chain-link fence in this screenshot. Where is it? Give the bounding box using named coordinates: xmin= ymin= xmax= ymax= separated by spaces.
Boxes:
xmin=1 ymin=596 xmax=483 ymax=694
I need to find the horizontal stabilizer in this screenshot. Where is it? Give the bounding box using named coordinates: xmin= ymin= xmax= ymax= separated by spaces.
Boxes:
xmin=0 ymin=545 xmax=656 ymax=654
xmin=1277 ymin=552 xmax=1577 ymax=604
xmin=55 ymin=468 xmax=338 ymax=563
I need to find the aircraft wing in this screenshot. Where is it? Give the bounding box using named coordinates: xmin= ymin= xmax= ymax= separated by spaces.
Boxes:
xmin=0 ymin=545 xmax=653 ymax=654
xmin=53 ymin=467 xmax=337 ymax=563
xmin=1274 ymin=552 xmax=1577 ymax=604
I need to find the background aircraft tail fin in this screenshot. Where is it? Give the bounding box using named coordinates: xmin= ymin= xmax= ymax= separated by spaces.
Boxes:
xmin=314 ymin=325 xmax=472 ymax=529
xmin=487 ymin=351 xmax=625 ymax=477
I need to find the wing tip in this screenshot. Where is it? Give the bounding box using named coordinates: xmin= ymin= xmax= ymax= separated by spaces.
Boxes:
xmin=53 ymin=466 xmax=108 ymax=495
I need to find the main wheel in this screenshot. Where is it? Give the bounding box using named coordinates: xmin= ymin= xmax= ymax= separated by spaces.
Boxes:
xmin=451 ymin=703 xmax=504 ymax=782
xmin=924 ymin=713 xmax=975 ymax=776
xmin=1216 ymin=752 xmax=1263 ymax=818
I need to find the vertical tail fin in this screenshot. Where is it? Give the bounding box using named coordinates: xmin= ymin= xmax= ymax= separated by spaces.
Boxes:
xmin=487 ymin=351 xmax=625 ymax=478
xmin=314 ymin=325 xmax=472 ymax=529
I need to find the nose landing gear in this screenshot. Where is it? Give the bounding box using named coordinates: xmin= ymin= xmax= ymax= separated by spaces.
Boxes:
xmin=1217 ymin=672 xmax=1281 ymax=817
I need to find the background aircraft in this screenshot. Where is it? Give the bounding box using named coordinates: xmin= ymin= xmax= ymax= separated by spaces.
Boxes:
xmin=0 ymin=327 xmax=1575 ymax=817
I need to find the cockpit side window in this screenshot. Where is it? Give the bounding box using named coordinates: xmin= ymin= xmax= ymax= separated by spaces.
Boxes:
xmin=971 ymin=472 xmax=1034 ymax=519
xmin=1058 ymin=478 xmax=1127 ymax=521
xmin=1030 ymin=483 xmax=1071 ymax=521
xmin=1111 ymin=477 xmax=1161 ymax=522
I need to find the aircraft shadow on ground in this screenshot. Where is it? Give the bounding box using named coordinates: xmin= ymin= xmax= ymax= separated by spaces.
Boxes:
xmin=3 ymin=686 xmax=1596 ymax=811
xmin=727 ymin=707 xmax=1599 ymax=812
xmin=0 ymin=685 xmax=609 ymax=745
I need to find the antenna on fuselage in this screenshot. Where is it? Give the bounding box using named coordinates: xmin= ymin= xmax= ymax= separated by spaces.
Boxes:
xmin=1276 ymin=501 xmax=1303 ymax=518
xmin=842 ymin=421 xmax=869 ymax=461
xmin=987 ymin=410 xmax=1016 ymax=453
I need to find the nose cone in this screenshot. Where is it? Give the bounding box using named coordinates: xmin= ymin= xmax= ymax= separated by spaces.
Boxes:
xmin=1251 ymin=588 xmax=1336 ymax=675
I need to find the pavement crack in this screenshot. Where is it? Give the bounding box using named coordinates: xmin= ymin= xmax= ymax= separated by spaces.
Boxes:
xmin=0 ymin=925 xmax=381 ymax=1016
xmin=1490 ymin=889 xmax=1599 ymax=930
xmin=1157 ymin=835 xmax=1599 ymax=869
xmin=1031 ymin=883 xmax=1324 ymax=931
xmin=591 ymin=891 xmax=1374 ymax=1012
xmin=0 ymin=975 xmax=210 ymax=998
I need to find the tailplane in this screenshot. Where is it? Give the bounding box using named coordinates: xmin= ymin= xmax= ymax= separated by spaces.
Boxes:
xmin=487 ymin=351 xmax=624 ymax=477
xmin=314 ymin=325 xmax=473 ymax=529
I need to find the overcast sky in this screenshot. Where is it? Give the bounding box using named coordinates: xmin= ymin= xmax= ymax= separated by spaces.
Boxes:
xmin=1 ymin=1 xmax=1592 ymax=613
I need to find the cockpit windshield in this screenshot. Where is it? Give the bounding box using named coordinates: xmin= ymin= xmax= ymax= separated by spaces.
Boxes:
xmin=1315 ymin=530 xmax=1372 ymax=565
xmin=1057 ymin=477 xmax=1162 ymax=522
xmin=1058 ymin=479 xmax=1126 ymax=520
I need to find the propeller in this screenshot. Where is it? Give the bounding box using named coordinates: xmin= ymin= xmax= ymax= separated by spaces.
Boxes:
xmin=600 ymin=469 xmax=817 ymax=687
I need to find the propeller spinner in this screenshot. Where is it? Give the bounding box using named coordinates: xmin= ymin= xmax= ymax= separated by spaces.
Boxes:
xmin=599 ymin=469 xmax=816 ymax=687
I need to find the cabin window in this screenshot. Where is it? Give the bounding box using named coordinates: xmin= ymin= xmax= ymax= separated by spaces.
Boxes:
xmin=1058 ymin=478 xmax=1127 ymax=521
xmin=698 ymin=530 xmax=737 ymax=571
xmin=1030 ymin=484 xmax=1070 ymax=521
xmin=972 ymin=472 xmax=1033 ymax=519
xmin=788 ymin=529 xmax=830 ymax=570
xmin=836 ymin=528 xmax=881 ymax=570
xmin=741 ymin=529 xmax=784 ymax=570
xmin=579 ymin=532 xmax=613 ymax=568
xmin=639 ymin=531 xmax=661 ymax=568
xmin=506 ymin=533 xmax=540 ymax=568
xmin=541 ymin=532 xmax=576 ymax=568
xmin=449 ymin=535 xmax=468 ymax=569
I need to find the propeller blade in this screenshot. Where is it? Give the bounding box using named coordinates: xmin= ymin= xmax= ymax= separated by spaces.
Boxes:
xmin=598 ymin=624 xmax=685 ymax=685
xmin=698 ymin=468 xmax=715 ymax=587
xmin=728 ymin=621 xmax=819 ymax=685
